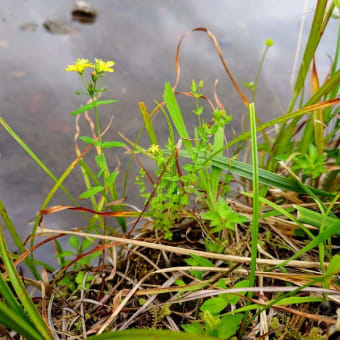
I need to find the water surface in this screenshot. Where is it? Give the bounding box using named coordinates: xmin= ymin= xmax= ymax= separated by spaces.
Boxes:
xmin=0 ymin=1 xmax=337 ymax=252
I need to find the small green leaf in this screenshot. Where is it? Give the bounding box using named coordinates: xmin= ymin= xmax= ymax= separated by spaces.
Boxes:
xmin=71 ymin=99 xmax=118 ymax=116
xmin=79 ymin=136 xmax=96 ymax=145
xmin=217 ymin=314 xmax=243 ymax=339
xmin=79 ymin=186 xmax=104 ymax=199
xmin=200 ymin=297 xmax=228 ymax=315
xmin=182 ymin=323 xmax=204 ymax=335
xmin=95 ymin=154 xmax=106 ymax=170
xmin=55 ymin=250 xmax=74 ymax=258
xmin=101 ymin=141 xmax=126 ymax=148
xmin=225 ymin=280 xmax=249 ymax=304
xmin=188 ymin=253 xmax=214 ymax=267
xmin=68 ymin=236 xmax=79 ymax=250
xmin=104 ymin=171 xmax=119 ymax=188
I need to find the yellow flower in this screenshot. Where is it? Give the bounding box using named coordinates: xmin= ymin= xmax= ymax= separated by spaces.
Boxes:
xmin=94 ymin=59 xmax=115 ymax=73
xmin=65 ymin=58 xmax=94 ymax=74
xmin=149 ymin=144 xmax=160 ymax=154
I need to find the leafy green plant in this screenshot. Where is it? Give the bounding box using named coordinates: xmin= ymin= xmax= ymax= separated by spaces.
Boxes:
xmin=291 ymin=144 xmax=327 ymax=181
xmin=66 ymin=58 xmax=127 ymax=233
xmin=183 ymin=280 xmax=249 ymax=338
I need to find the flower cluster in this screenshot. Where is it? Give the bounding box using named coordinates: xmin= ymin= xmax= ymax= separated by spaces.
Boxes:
xmin=65 ymin=58 xmax=115 ymax=75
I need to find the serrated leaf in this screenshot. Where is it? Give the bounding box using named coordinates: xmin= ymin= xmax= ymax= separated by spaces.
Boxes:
xmin=79 ymin=186 xmax=104 ymax=199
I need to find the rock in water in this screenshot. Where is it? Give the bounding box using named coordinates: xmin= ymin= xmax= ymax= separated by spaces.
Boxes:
xmin=72 ymin=1 xmax=97 ymax=23
xmin=43 ymin=19 xmax=72 ymax=34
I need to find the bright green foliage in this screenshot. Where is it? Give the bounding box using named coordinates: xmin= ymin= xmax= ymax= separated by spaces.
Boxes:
xmin=183 ymin=280 xmax=248 ymax=338
xmin=136 ymin=141 xmax=190 ymax=240
xmin=183 ymin=310 xmax=242 ymax=339
xmin=292 ymin=144 xmax=327 ymax=179
xmin=184 ymin=253 xmax=214 ymax=280
xmin=202 ymin=198 xmax=248 ymax=233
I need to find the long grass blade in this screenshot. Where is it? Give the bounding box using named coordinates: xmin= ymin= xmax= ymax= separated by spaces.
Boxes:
xmin=248 ymin=103 xmax=259 ymax=294
xmin=0 ymin=302 xmax=44 ymax=340
xmin=0 ymin=198 xmax=39 ymax=277
xmin=139 ymin=102 xmax=158 ymax=145
xmin=163 ymin=82 xmax=193 ymax=155
xmin=0 ymin=225 xmax=54 ymax=339
xmin=87 ymin=329 xmax=215 ymax=340
xmin=0 ymin=116 xmax=78 ymax=206
xmin=288 ymin=0 xmax=328 ymax=111
xmin=295 ymin=205 xmax=340 ymax=235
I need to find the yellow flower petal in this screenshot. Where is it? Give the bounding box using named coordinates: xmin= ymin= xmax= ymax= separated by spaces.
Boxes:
xmin=94 ymin=59 xmax=115 ymax=73
xmin=149 ymin=144 xmax=160 ymax=154
xmin=65 ymin=58 xmax=94 ymax=74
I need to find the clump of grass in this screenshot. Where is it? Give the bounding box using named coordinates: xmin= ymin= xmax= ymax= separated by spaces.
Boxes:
xmin=0 ymin=3 xmax=339 ymax=339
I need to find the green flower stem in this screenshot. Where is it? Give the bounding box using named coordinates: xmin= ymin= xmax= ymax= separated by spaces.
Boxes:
xmin=252 ymin=45 xmax=270 ymax=102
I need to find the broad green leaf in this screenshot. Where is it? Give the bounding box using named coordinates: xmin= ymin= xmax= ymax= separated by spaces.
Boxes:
xmin=71 ymin=99 xmax=118 ymax=116
xmin=217 ymin=314 xmax=243 ymax=339
xmin=182 ymin=323 xmax=204 ymax=335
xmin=200 ymin=297 xmax=228 ymax=315
xmin=79 ymin=186 xmax=104 ymax=199
xmin=225 ymin=280 xmax=249 ymax=304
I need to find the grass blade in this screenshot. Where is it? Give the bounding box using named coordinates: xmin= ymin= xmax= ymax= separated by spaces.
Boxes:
xmin=248 ymin=103 xmax=259 ymax=292
xmin=209 ymin=155 xmax=334 ymax=196
xmin=0 ymin=198 xmax=39 ymax=278
xmin=0 ymin=302 xmax=44 ymax=340
xmin=87 ymin=329 xmax=215 ymax=340
xmin=288 ymin=0 xmax=328 ymax=111
xmin=163 ymin=82 xmax=193 ymax=155
xmin=139 ymin=102 xmax=158 ymax=146
xmin=0 ymin=116 xmax=78 ymax=206
xmin=0 ymin=225 xmax=54 ymax=339
xmin=295 ymin=205 xmax=340 ymax=235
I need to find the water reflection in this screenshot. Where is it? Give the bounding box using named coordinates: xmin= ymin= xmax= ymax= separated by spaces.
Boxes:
xmin=0 ymin=1 xmax=337 ymax=252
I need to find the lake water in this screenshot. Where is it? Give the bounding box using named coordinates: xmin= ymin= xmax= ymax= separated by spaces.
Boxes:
xmin=0 ymin=0 xmax=338 ymax=252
